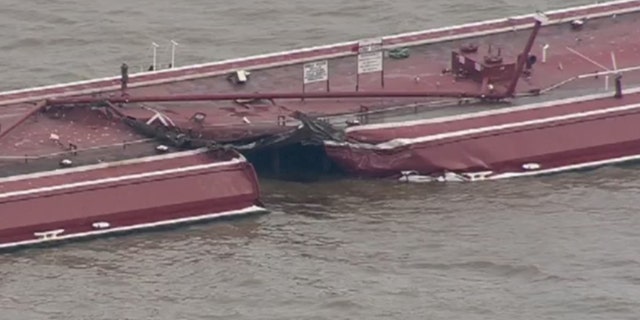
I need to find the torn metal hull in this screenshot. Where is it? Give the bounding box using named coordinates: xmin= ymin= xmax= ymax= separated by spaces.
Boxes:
xmin=0 ymin=148 xmax=265 ymax=251
xmin=325 ymin=88 xmax=640 ymax=180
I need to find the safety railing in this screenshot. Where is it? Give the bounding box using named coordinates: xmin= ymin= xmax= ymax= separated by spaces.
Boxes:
xmin=0 ymin=138 xmax=154 ymax=163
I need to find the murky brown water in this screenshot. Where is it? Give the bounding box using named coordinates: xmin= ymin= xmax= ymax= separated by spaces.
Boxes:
xmin=1 ymin=0 xmax=640 ymax=319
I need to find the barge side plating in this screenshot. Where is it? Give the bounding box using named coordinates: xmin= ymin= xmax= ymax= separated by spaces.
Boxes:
xmin=0 ymin=148 xmax=266 ymax=250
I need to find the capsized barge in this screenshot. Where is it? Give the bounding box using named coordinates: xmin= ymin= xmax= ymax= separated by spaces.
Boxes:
xmin=2 ymin=0 xmax=634 ymax=182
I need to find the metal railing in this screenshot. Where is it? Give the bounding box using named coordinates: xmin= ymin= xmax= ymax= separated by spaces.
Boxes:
xmin=0 ymin=138 xmax=154 ymax=162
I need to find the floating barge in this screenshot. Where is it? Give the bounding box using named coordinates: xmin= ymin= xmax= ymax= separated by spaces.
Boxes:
xmin=1 ymin=1 xmax=639 ymax=248
xmin=327 ymin=87 xmax=640 ymax=181
xmin=0 ymin=148 xmax=264 ymax=250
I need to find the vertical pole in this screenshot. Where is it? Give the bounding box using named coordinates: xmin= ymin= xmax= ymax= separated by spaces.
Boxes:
xmin=381 ymin=52 xmax=385 ymax=88
xmin=120 ymin=63 xmax=129 ymax=96
xmin=152 ymin=42 xmax=159 ymax=71
xmin=356 ymin=49 xmax=360 ymax=92
xmin=171 ymin=40 xmax=178 ymax=68
xmin=326 ymin=61 xmax=330 ymax=92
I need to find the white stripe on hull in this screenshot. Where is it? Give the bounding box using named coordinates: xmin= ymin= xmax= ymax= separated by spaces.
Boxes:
xmin=326 ymin=101 xmax=640 ymax=150
xmin=491 ymin=153 xmax=640 ymax=180
xmin=400 ymin=153 xmax=640 ymax=183
xmin=0 ymin=159 xmax=242 ymax=200
xmin=347 ymin=87 xmax=640 ymax=133
xmin=0 ymin=147 xmax=243 ymax=184
xmin=0 ymin=205 xmax=267 ymax=251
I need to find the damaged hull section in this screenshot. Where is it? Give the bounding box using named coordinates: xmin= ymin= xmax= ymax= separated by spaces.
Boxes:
xmin=324 ymin=90 xmax=640 ymax=180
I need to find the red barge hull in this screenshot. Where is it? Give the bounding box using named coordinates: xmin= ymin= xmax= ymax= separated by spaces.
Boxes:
xmin=0 ymin=148 xmax=265 ymax=250
xmin=325 ymin=87 xmax=640 ymax=180
xmin=0 ymin=0 xmax=637 ymax=244
xmin=3 ymin=0 xmax=640 ymax=143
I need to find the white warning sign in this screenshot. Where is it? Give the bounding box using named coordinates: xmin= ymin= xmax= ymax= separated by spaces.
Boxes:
xmin=358 ymin=38 xmax=383 ymax=53
xmin=357 ymin=38 xmax=383 ymax=74
xmin=303 ymin=60 xmax=329 ymax=84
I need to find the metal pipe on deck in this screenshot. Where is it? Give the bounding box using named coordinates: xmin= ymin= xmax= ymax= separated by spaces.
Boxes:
xmin=0 ymin=101 xmax=46 ymax=141
xmin=46 ymin=90 xmax=505 ymax=105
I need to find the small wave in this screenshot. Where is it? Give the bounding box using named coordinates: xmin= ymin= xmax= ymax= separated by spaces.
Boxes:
xmin=44 ymin=37 xmax=89 ymax=47
xmin=0 ymin=37 xmax=43 ymax=50
xmin=578 ymin=296 xmax=640 ymax=316
xmin=319 ymin=299 xmax=363 ymax=310
xmin=619 ymin=275 xmax=640 ymax=286
xmin=407 ymin=260 xmax=565 ymax=281
xmin=603 ymin=259 xmax=640 ymax=268
xmin=48 ymin=16 xmax=77 ymax=26
xmin=292 ymin=211 xmax=337 ymax=220
xmin=236 ymin=277 xmax=264 ymax=287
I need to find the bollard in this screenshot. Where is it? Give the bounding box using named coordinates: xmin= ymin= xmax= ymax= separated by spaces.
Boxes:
xmin=614 ymin=74 xmax=623 ymax=99
xmin=121 ymin=63 xmax=129 ymax=96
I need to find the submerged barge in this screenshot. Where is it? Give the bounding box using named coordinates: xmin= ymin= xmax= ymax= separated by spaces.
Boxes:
xmin=1 ymin=0 xmax=640 ymax=248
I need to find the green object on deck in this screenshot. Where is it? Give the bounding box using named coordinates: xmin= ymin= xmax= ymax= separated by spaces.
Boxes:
xmin=388 ymin=47 xmax=410 ymax=59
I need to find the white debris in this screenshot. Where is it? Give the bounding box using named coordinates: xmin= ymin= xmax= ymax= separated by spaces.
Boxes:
xmin=398 ymin=170 xmax=494 ymax=183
